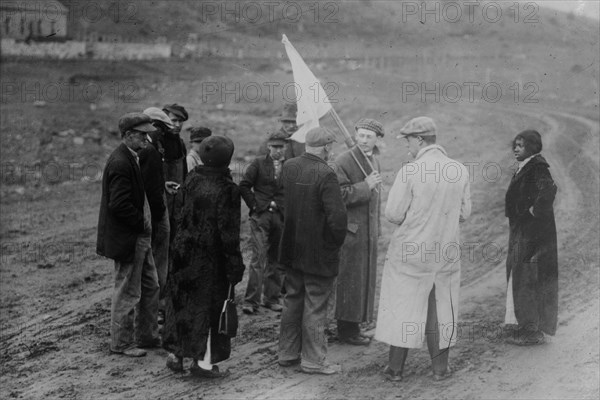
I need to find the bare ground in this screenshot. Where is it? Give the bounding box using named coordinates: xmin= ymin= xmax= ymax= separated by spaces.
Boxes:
xmin=1 ymin=97 xmax=598 ymax=399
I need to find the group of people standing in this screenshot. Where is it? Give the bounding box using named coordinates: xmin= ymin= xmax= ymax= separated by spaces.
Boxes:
xmin=96 ymin=101 xmax=559 ymax=381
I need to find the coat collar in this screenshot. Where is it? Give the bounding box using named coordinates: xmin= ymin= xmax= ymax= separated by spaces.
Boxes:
xmin=509 ymin=154 xmax=549 ymax=185
xmin=301 ymin=152 xmax=329 ymax=165
xmin=351 ymin=145 xmax=379 ymax=158
xmin=415 ymin=144 xmax=447 ymax=160
xmin=117 ymin=143 xmax=139 ymax=165
xmin=262 ymin=153 xmax=285 ymax=165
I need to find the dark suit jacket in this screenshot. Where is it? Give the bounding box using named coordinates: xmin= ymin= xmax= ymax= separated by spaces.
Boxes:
xmin=96 ymin=143 xmax=146 ymax=262
xmin=279 ymin=153 xmax=347 ymax=277
xmin=239 ymin=154 xmax=285 ymax=214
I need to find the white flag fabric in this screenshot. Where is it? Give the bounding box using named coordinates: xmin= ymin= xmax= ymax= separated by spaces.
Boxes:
xmin=282 ymin=34 xmax=332 ymax=143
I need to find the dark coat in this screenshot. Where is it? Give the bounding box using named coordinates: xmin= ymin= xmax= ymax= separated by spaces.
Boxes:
xmin=138 ymin=144 xmax=166 ymax=222
xmin=148 ymin=130 xmax=188 ymax=183
xmin=162 ymin=166 xmax=245 ymax=362
xmin=149 ymin=129 xmax=187 ymax=242
xmin=96 ymin=143 xmax=145 ymax=262
xmin=239 ymin=154 xmax=285 ymax=214
xmin=505 ymin=154 xmax=558 ymax=335
xmin=279 ymin=153 xmax=347 ymax=277
xmin=332 ymin=146 xmax=381 ymax=323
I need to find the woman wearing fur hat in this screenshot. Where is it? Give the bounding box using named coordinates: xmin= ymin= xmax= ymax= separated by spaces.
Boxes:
xmin=162 ymin=136 xmax=245 ymax=377
xmin=504 ymin=130 xmax=558 ymax=345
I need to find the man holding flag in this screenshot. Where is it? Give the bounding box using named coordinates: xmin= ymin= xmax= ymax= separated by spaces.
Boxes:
xmin=332 ymin=118 xmax=384 ymax=346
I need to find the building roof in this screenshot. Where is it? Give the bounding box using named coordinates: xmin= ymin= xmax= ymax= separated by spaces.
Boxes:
xmin=0 ymin=0 xmax=68 ymax=12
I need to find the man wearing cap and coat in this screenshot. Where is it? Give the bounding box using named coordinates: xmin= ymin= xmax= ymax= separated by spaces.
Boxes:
xmin=161 ymin=103 xmax=189 ymax=241
xmin=140 ymin=107 xmax=174 ymax=308
xmin=186 ymin=127 xmax=212 ymax=171
xmin=375 ymin=117 xmax=471 ymax=382
xmin=278 ymin=127 xmax=347 ymax=375
xmin=240 ymin=130 xmax=288 ymax=314
xmin=332 ymin=118 xmax=384 ymax=346
xmin=258 ymin=103 xmax=305 ymax=159
xmin=97 ymin=113 xmax=161 ymax=357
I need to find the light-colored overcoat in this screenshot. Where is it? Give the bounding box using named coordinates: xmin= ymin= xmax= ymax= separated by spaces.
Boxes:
xmin=375 ymin=144 xmax=471 ymax=348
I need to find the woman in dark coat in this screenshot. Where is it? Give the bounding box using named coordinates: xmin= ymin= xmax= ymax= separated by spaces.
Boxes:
xmin=504 ymin=130 xmax=558 ymax=345
xmin=163 ymin=136 xmax=245 ymax=376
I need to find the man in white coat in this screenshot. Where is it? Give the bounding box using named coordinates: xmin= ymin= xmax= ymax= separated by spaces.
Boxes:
xmin=375 ymin=117 xmax=471 ymax=381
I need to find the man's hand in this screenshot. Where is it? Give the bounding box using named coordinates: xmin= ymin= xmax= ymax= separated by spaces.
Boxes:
xmin=165 ymin=181 xmax=180 ymax=195
xmin=365 ymin=171 xmax=382 ymax=190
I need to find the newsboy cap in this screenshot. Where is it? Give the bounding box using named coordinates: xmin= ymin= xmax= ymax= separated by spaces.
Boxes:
xmin=398 ymin=116 xmax=437 ymax=136
xmin=118 ymin=112 xmax=156 ymax=135
xmin=190 ymin=127 xmax=212 ymax=143
xmin=267 ymin=130 xmax=289 ymax=146
xmin=199 ymin=135 xmax=234 ymax=167
xmin=162 ymin=103 xmax=189 ymax=121
xmin=355 ymin=118 xmax=385 ymax=137
xmin=305 ymin=127 xmax=337 ymax=147
xmin=143 ymin=107 xmax=175 ymax=129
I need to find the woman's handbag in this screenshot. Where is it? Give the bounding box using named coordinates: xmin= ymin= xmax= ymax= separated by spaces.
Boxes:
xmin=218 ymin=284 xmax=238 ymax=337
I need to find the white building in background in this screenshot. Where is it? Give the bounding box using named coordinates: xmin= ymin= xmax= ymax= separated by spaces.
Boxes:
xmin=0 ymin=0 xmax=68 ymax=40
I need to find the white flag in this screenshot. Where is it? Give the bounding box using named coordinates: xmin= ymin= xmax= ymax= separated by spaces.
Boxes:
xmin=282 ymin=34 xmax=332 ymax=143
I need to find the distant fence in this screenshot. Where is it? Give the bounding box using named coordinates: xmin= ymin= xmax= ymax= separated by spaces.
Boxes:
xmin=1 ymin=38 xmax=171 ymax=60
xmin=0 ymin=37 xmax=544 ymax=86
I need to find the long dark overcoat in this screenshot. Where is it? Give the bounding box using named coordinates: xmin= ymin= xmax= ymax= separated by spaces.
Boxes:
xmin=162 ymin=166 xmax=245 ymax=362
xmin=332 ymin=146 xmax=381 ymax=323
xmin=278 ymin=153 xmax=347 ymax=277
xmin=505 ymin=154 xmax=558 ymax=335
xmin=96 ymin=143 xmax=145 ymax=262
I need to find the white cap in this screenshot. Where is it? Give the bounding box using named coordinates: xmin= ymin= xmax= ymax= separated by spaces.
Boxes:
xmin=143 ymin=107 xmax=175 ymax=129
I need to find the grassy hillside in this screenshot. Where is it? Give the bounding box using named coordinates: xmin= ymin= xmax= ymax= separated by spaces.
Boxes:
xmin=64 ymin=0 xmax=598 ymax=49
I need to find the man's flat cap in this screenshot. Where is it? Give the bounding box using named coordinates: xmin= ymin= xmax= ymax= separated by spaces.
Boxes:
xmin=162 ymin=103 xmax=189 ymax=121
xmin=398 ymin=116 xmax=437 ymax=136
xmin=305 ymin=127 xmax=337 ymax=147
xmin=118 ymin=113 xmax=156 ymax=134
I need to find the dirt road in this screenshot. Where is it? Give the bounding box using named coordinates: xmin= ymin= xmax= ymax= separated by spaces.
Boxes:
xmin=1 ymin=102 xmax=598 ymax=399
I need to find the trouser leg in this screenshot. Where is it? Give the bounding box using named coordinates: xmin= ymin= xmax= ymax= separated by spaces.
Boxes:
xmin=327 ymin=278 xmax=337 ymax=329
xmin=135 ymin=236 xmax=160 ymax=344
xmin=263 ymin=212 xmax=284 ymax=305
xmin=388 ymin=346 xmax=409 ymax=373
xmin=425 ymin=285 xmax=449 ymax=375
xmin=166 ymin=193 xmax=177 ymax=243
xmin=111 ymin=238 xmax=145 ymax=352
xmin=152 ymin=207 xmax=170 ymax=299
xmin=301 ymin=273 xmax=335 ymax=367
xmin=244 ymin=213 xmax=269 ymax=307
xmin=337 ymin=319 xmax=360 ymax=339
xmin=278 ymin=268 xmax=303 ymax=361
